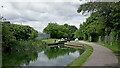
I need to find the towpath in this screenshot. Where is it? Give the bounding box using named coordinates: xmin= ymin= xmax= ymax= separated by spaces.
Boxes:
xmin=79 ymin=41 xmax=118 ymax=66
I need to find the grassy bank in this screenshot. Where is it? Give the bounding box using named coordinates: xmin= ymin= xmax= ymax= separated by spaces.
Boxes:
xmin=4 ymin=39 xmax=59 ymax=52
xmin=94 ymin=41 xmax=120 ymax=63
xmin=11 ymin=40 xmax=46 ymax=51
xmin=66 ymin=41 xmax=93 ymax=67
xmin=41 ymin=39 xmax=59 ymax=43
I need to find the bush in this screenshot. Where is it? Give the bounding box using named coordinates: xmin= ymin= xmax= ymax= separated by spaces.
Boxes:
xmin=3 ymin=23 xmax=38 ymax=40
xmin=0 ymin=22 xmax=2 ymax=44
xmin=2 ymin=23 xmax=16 ymax=51
xmin=2 ymin=22 xmax=38 ymax=51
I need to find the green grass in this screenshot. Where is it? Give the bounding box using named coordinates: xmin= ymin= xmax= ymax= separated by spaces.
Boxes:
xmin=94 ymin=41 xmax=120 ymax=63
xmin=41 ymin=39 xmax=60 ymax=43
xmin=10 ymin=40 xmax=46 ymax=51
xmin=66 ymin=41 xmax=93 ymax=67
xmin=9 ymin=39 xmax=59 ymax=51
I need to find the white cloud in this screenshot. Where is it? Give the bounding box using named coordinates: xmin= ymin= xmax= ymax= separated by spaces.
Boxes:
xmin=3 ymin=0 xmax=87 ymax=2
xmin=3 ymin=0 xmax=119 ymax=3
xmin=2 ymin=1 xmax=90 ymax=32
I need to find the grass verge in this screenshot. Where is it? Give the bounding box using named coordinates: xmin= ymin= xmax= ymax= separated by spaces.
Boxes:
xmin=41 ymin=38 xmax=59 ymax=43
xmin=8 ymin=39 xmax=59 ymax=51
xmin=66 ymin=41 xmax=93 ymax=67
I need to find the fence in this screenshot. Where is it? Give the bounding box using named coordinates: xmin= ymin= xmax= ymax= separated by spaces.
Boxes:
xmin=88 ymin=35 xmax=120 ymax=43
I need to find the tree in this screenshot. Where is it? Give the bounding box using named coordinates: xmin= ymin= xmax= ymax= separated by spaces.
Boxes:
xmin=2 ymin=21 xmax=38 ymax=51
xmin=64 ymin=24 xmax=78 ymax=38
xmin=2 ymin=23 xmax=16 ymax=51
xmin=75 ymin=2 xmax=120 ymax=41
xmin=43 ymin=23 xmax=77 ymax=39
xmin=74 ymin=12 xmax=106 ymax=41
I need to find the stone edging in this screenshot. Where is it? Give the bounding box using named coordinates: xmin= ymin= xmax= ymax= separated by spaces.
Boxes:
xmin=64 ymin=43 xmax=87 ymax=56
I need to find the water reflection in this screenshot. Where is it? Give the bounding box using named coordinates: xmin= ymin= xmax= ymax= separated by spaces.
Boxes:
xmin=2 ymin=51 xmax=38 ymax=66
xmin=44 ymin=45 xmax=77 ymax=59
xmin=2 ymin=45 xmax=84 ymax=66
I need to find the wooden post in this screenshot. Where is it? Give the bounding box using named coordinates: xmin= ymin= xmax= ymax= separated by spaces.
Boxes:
xmin=98 ymin=36 xmax=102 ymax=43
xmin=105 ymin=36 xmax=107 ymax=43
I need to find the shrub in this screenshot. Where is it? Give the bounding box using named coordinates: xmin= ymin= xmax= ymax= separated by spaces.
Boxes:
xmin=7 ymin=23 xmax=38 ymax=40
xmin=2 ymin=22 xmax=38 ymax=51
xmin=2 ymin=23 xmax=16 ymax=51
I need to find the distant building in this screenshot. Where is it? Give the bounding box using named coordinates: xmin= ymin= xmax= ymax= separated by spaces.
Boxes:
xmin=36 ymin=32 xmax=50 ymax=40
xmin=4 ymin=21 xmax=10 ymax=23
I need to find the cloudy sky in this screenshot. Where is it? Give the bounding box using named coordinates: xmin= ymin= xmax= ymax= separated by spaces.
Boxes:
xmin=0 ymin=0 xmax=91 ymax=32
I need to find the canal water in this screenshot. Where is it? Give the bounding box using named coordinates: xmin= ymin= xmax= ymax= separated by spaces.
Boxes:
xmin=2 ymin=44 xmax=85 ymax=66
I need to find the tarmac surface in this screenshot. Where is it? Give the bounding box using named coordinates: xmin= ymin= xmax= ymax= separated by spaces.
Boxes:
xmin=79 ymin=41 xmax=118 ymax=66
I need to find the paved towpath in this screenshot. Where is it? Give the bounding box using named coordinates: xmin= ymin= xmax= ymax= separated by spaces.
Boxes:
xmin=79 ymin=41 xmax=118 ymax=66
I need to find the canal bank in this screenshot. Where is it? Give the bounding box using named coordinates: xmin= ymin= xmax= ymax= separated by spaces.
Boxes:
xmin=66 ymin=41 xmax=93 ymax=66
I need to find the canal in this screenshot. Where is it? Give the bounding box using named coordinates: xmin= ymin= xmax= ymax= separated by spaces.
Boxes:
xmin=2 ymin=44 xmax=85 ymax=66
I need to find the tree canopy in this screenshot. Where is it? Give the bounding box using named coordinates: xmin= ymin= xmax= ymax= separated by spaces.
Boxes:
xmin=1 ymin=21 xmax=38 ymax=51
xmin=43 ymin=23 xmax=78 ymax=39
xmin=74 ymin=2 xmax=120 ymax=41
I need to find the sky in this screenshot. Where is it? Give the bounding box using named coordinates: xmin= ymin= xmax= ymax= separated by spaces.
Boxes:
xmin=0 ymin=0 xmax=91 ymax=32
